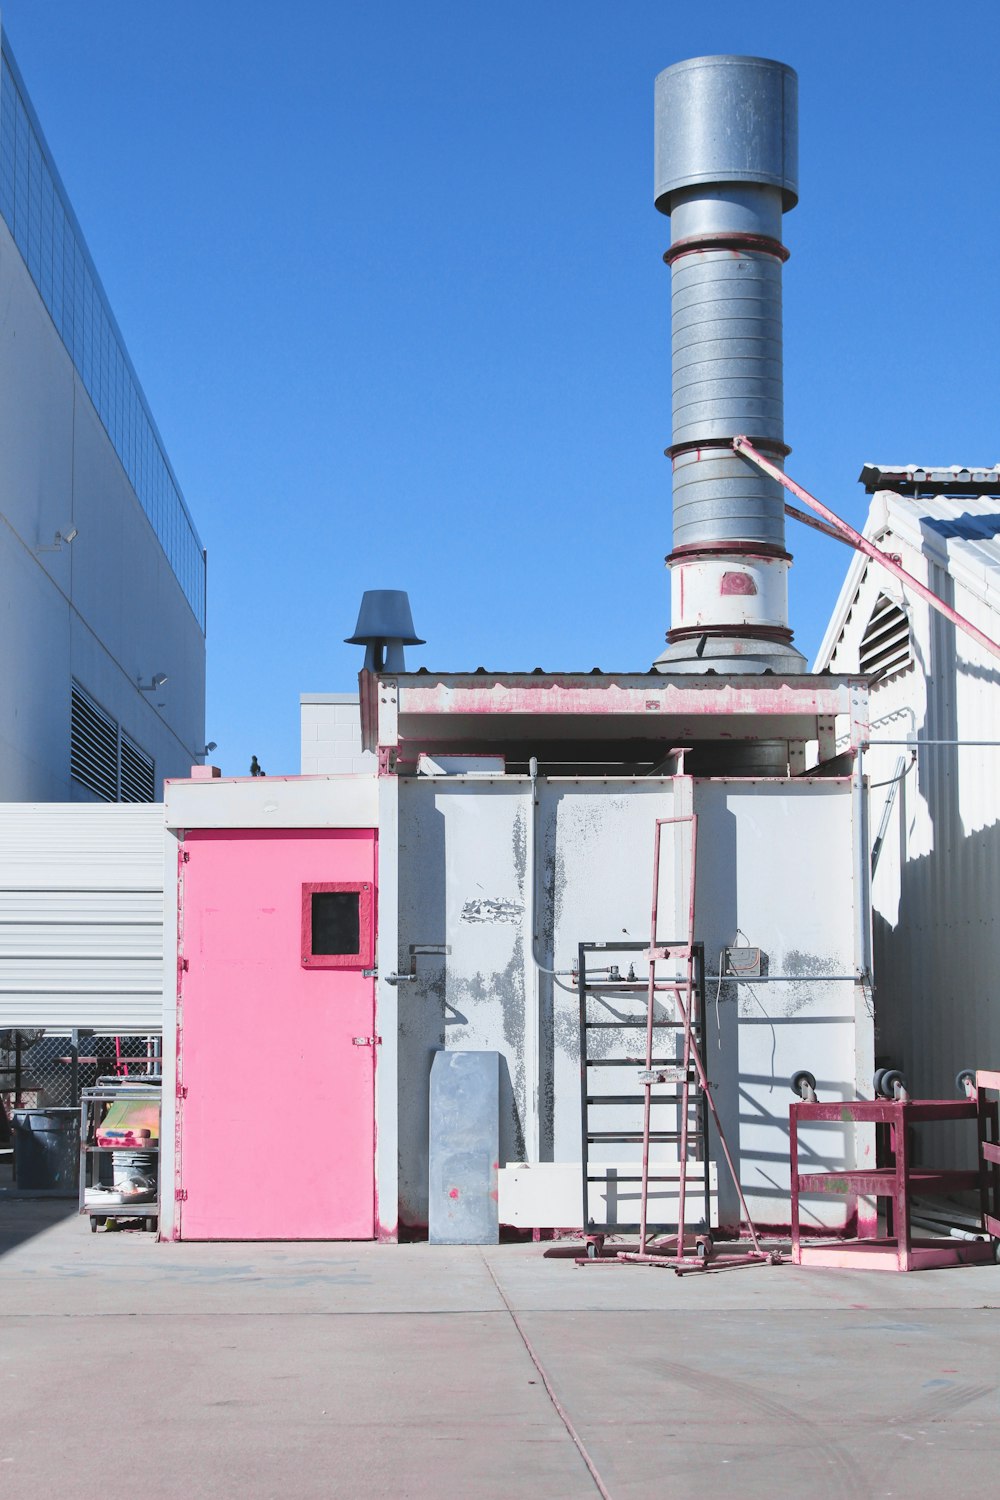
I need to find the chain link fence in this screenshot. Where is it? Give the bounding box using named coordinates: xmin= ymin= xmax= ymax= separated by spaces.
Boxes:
xmin=1 ymin=1031 xmax=161 ymax=1137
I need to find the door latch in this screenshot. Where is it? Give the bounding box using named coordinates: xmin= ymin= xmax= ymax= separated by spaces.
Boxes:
xmin=352 ymin=1035 xmax=382 ymax=1047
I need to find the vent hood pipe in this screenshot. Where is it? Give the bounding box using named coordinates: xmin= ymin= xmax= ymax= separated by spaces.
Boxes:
xmin=652 ymin=55 xmax=807 ymax=674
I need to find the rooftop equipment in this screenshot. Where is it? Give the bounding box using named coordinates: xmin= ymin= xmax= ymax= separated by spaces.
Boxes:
xmin=345 ymin=589 xmax=424 ymax=673
xmin=653 ymin=55 xmax=806 ymax=674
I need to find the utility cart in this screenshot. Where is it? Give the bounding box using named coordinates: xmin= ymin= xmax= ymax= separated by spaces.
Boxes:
xmin=790 ymin=1085 xmax=1000 ymax=1271
xmin=79 ymin=1076 xmax=161 ymax=1233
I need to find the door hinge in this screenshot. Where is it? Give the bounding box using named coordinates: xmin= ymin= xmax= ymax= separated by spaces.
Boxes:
xmin=352 ymin=1035 xmax=382 ymax=1047
xmin=177 ymin=1084 xmax=188 ymax=1099
xmin=174 ymin=1188 xmax=188 ymax=1202
xmin=182 ymin=850 xmax=190 ymax=863
xmin=179 ymin=957 xmax=189 ymax=972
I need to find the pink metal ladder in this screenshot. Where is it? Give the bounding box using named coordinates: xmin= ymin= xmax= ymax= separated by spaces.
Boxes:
xmin=579 ymin=815 xmax=776 ymax=1273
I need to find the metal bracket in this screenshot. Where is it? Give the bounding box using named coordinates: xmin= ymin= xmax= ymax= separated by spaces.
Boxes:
xmin=385 ymin=944 xmax=451 ymax=984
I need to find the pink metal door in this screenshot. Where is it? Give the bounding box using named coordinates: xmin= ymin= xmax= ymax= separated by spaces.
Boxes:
xmin=176 ymin=828 xmax=377 ymax=1239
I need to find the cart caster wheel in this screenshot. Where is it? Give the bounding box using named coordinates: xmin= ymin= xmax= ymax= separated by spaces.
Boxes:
xmin=586 ymin=1241 xmax=599 ymax=1260
xmin=873 ymin=1067 xmax=887 ymax=1097
xmin=695 ymin=1234 xmax=713 ymax=1264
xmin=879 ymin=1069 xmax=906 ymax=1099
xmin=145 ymin=1218 xmax=157 ymax=1233
xmin=956 ymin=1068 xmax=975 ymax=1097
xmin=790 ymin=1070 xmax=816 ymax=1100
xmin=994 ymin=1240 xmax=1000 ymax=1266
xmin=90 ymin=1216 xmax=99 ymax=1233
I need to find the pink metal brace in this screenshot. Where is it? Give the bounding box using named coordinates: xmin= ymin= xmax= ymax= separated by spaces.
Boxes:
xmin=734 ymin=436 xmax=1000 ymax=667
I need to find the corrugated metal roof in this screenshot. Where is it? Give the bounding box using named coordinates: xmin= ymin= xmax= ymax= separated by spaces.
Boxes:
xmin=860 ymin=464 xmax=1000 ymax=495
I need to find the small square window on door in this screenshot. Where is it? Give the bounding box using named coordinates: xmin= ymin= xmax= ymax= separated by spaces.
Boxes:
xmin=301 ymin=882 xmax=373 ymax=969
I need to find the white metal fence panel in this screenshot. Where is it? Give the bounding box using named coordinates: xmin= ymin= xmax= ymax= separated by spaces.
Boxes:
xmin=0 ymin=803 xmax=165 ymax=1031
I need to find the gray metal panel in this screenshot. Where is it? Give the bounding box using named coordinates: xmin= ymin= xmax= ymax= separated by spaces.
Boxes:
xmin=428 ymin=1050 xmax=499 ymax=1245
xmin=654 ymin=56 xmax=798 ymax=212
xmin=0 ymin=804 xmax=165 ymax=1031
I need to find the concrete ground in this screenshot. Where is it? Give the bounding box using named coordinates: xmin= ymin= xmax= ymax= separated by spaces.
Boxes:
xmin=2 ymin=1199 xmax=999 ymax=1499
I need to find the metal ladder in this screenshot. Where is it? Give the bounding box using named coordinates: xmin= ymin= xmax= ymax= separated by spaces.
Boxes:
xmin=578 ymin=814 xmax=775 ymax=1272
xmin=577 ymin=939 xmax=710 ymax=1253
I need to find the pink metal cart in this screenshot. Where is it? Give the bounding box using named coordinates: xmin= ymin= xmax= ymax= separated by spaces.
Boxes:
xmin=790 ymin=1090 xmax=1000 ymax=1272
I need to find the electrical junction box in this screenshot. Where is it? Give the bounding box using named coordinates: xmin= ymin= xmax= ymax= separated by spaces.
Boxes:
xmin=725 ymin=946 xmax=767 ymax=978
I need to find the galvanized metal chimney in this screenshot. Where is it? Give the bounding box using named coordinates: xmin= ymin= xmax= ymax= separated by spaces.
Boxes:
xmin=653 ymin=55 xmax=806 ymax=674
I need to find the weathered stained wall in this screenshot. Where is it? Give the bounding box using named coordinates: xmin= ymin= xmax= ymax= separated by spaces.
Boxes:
xmin=395 ymin=773 xmax=870 ymax=1232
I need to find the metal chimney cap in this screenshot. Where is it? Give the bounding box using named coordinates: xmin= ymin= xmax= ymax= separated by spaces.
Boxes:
xmin=345 ymin=589 xmax=424 ymax=646
xmin=654 ymin=54 xmax=798 ymax=215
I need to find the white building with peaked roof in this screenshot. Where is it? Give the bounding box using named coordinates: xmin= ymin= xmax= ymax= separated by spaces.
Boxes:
xmin=816 ymin=465 xmax=1000 ymax=1126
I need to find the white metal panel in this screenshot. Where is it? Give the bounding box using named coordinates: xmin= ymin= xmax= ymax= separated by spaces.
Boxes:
xmin=498 ymin=1161 xmax=719 ymax=1229
xmin=538 ymin=781 xmax=681 ymax=1172
xmin=692 ymin=778 xmax=868 ymax=1230
xmin=396 ymin=778 xmax=526 ymax=1229
xmin=165 ymin=774 xmax=377 ymax=829
xmin=0 ymin=803 xmax=165 ymax=1031
xmin=395 ymin=773 xmax=868 ymax=1233
xmin=819 ymin=491 xmax=1000 ymax=1173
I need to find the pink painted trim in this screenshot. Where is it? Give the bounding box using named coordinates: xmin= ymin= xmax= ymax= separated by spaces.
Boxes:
xmin=301 ymin=881 xmax=373 ymax=968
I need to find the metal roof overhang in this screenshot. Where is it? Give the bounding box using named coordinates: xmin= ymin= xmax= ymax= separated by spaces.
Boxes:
xmin=365 ymin=672 xmax=869 ymax=763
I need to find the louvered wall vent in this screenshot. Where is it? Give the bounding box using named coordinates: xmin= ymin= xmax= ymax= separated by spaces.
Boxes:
xmin=71 ymin=685 xmax=155 ymax=802
xmin=859 ymin=594 xmax=911 ymax=678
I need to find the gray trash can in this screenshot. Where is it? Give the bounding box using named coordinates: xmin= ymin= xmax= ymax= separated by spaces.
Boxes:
xmin=11 ymin=1107 xmax=80 ymax=1192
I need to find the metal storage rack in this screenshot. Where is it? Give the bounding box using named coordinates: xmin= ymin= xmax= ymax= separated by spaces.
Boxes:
xmin=790 ymin=1093 xmax=1000 ymax=1271
xmin=578 ymin=939 xmax=710 ymax=1249
xmin=79 ymin=1076 xmax=161 ymax=1233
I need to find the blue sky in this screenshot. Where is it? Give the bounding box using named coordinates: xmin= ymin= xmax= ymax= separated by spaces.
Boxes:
xmin=3 ymin=1 xmax=998 ymax=774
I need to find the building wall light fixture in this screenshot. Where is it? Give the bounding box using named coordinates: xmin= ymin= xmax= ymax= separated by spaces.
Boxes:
xmin=37 ymin=525 xmax=79 ymax=552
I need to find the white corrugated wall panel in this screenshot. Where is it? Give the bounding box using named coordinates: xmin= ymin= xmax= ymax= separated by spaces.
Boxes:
xmin=829 ymin=502 xmax=1000 ymax=1173
xmin=0 ymin=803 xmax=165 ymax=1031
